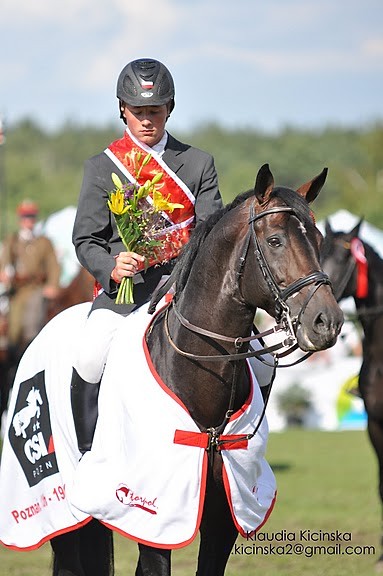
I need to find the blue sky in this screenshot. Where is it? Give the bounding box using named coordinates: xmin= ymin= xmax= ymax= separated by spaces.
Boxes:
xmin=1 ymin=0 xmax=382 ymax=134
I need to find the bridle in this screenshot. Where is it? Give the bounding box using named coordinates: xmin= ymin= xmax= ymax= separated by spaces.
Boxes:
xmin=330 ymin=239 xmax=357 ymax=302
xmin=163 ymin=205 xmax=331 ymax=364
xmin=246 ymin=205 xmax=330 ymax=336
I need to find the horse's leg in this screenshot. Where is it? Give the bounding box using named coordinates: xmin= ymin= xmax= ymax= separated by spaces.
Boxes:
xmin=79 ymin=520 xmax=114 ymax=576
xmin=50 ymin=530 xmax=84 ymax=576
xmin=196 ymin=465 xmax=238 ymax=576
xmin=135 ymin=544 xmax=171 ymax=576
xmin=51 ymin=521 xmax=113 ymax=576
xmin=366 ymin=417 xmax=383 ymax=564
xmin=360 ymin=359 xmax=383 ymax=565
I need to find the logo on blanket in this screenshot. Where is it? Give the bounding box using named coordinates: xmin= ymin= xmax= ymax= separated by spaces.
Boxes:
xmin=116 ymin=483 xmax=158 ymax=515
xmin=9 ymin=371 xmax=59 ymax=487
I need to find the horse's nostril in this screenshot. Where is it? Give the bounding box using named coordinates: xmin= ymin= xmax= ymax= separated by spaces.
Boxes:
xmin=315 ymin=312 xmax=325 ymax=325
xmin=314 ymin=310 xmax=343 ymax=336
xmin=314 ymin=312 xmax=329 ymax=334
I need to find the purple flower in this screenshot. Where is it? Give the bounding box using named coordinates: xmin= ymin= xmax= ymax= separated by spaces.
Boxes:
xmin=123 ymin=183 xmax=137 ymax=200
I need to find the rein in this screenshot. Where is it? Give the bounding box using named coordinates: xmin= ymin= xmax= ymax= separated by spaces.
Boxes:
xmin=166 ymin=303 xmax=295 ymax=362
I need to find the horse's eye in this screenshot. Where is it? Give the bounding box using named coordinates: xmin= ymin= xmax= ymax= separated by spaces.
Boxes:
xmin=267 ymin=236 xmax=282 ymax=248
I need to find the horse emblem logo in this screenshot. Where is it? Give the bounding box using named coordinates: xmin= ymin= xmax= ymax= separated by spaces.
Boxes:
xmin=12 ymin=387 xmax=43 ymax=438
xmin=9 ymin=371 xmax=59 ymax=487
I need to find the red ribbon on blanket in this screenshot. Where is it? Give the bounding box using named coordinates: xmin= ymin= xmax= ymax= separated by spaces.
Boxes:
xmin=174 ymin=430 xmax=249 ymax=451
xmin=350 ymin=237 xmax=368 ymax=299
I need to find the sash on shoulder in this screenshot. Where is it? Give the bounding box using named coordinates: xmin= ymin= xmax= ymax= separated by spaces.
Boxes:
xmin=105 ymin=131 xmax=195 ymax=271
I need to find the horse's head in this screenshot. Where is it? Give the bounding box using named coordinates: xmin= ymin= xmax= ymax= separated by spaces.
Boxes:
xmin=26 ymin=386 xmax=43 ymax=406
xmin=151 ymin=164 xmax=343 ymax=355
xmin=320 ymin=219 xmax=363 ymax=301
xmin=240 ymin=164 xmax=344 ymax=352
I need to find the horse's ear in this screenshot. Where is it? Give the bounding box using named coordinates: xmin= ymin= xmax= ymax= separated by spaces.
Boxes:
xmin=325 ymin=219 xmax=333 ymax=237
xmin=254 ymin=164 xmax=274 ymax=204
xmin=297 ymin=168 xmax=328 ymax=203
xmin=350 ymin=217 xmax=364 ymax=238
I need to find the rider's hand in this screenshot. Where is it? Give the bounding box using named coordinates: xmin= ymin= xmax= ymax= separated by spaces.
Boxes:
xmin=111 ymin=251 xmax=145 ymax=284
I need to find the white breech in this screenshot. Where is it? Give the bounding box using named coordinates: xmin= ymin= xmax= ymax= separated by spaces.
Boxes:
xmin=73 ymin=309 xmax=126 ymax=384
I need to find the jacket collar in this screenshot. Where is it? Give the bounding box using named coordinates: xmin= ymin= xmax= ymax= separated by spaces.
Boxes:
xmin=163 ymin=134 xmax=187 ymax=174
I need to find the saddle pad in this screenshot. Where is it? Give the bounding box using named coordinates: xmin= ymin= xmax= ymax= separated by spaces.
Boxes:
xmin=68 ymin=305 xmax=277 ymax=547
xmin=0 ymin=302 xmax=276 ymax=550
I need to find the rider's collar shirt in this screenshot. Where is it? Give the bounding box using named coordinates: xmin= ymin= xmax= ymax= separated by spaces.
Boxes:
xmin=125 ymin=126 xmax=168 ymax=157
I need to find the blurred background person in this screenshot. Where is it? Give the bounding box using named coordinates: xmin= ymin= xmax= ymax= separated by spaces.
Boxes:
xmin=0 ymin=199 xmax=61 ymax=360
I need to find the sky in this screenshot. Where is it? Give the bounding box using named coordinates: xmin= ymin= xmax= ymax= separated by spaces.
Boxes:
xmin=1 ymin=0 xmax=383 ymax=135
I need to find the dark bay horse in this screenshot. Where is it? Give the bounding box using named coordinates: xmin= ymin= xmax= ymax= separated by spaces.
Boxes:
xmin=321 ymin=219 xmax=383 ymax=566
xmin=49 ymin=164 xmax=343 ymax=576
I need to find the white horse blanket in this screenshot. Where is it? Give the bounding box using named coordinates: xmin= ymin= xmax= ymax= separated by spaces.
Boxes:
xmin=0 ymin=302 xmax=276 ymax=551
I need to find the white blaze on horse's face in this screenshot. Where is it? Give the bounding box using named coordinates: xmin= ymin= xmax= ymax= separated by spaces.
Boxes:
xmin=298 ymin=221 xmax=307 ymax=235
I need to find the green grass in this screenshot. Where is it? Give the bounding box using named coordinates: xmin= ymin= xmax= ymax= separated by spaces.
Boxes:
xmin=0 ymin=430 xmax=380 ymax=575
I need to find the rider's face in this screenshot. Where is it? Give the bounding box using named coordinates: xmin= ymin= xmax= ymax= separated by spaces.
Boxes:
xmin=19 ymin=215 xmax=37 ymax=230
xmin=122 ymin=104 xmax=169 ymax=147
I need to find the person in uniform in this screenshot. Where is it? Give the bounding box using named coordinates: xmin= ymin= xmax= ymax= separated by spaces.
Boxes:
xmin=71 ymin=58 xmax=223 ymax=453
xmin=0 ymin=200 xmax=61 ymax=359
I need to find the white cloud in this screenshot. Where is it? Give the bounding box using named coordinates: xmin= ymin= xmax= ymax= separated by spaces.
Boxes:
xmin=363 ymin=37 xmax=383 ymax=58
xmin=1 ymin=0 xmax=382 ymax=131
xmin=3 ymin=0 xmax=95 ymax=25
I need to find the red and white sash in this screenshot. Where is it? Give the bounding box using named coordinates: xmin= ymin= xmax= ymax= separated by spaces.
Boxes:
xmin=104 ymin=131 xmax=196 ymax=270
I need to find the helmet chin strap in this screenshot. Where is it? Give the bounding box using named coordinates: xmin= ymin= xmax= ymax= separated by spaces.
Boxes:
xmin=119 ymin=99 xmax=127 ymax=123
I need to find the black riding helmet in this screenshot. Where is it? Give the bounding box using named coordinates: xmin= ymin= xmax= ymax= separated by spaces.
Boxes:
xmin=117 ymin=58 xmax=175 ymax=121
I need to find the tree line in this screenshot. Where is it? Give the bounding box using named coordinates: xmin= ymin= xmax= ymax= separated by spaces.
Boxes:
xmin=1 ymin=119 xmax=382 ymax=238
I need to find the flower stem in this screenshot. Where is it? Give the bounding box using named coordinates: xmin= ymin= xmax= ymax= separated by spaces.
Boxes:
xmin=115 ymin=277 xmax=134 ymax=305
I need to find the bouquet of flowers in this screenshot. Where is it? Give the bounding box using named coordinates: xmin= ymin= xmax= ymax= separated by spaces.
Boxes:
xmin=107 ymin=151 xmax=184 ymax=304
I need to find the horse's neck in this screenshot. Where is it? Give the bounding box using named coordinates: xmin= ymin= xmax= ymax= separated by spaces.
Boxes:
xmin=147 ymin=305 xmax=252 ymax=430
xmin=147 ymin=218 xmax=257 ymax=428
xmin=177 ymin=229 xmax=256 ymax=339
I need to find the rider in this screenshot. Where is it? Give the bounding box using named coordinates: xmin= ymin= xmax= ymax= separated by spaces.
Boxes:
xmin=71 ymin=58 xmax=224 ymax=453
xmin=0 ymin=200 xmax=61 ymax=358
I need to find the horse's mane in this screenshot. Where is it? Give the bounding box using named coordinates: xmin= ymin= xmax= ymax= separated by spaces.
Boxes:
xmin=174 ymin=190 xmax=256 ymax=289
xmin=148 ymin=185 xmax=314 ymax=312
xmin=363 ymin=242 xmax=383 ymax=270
